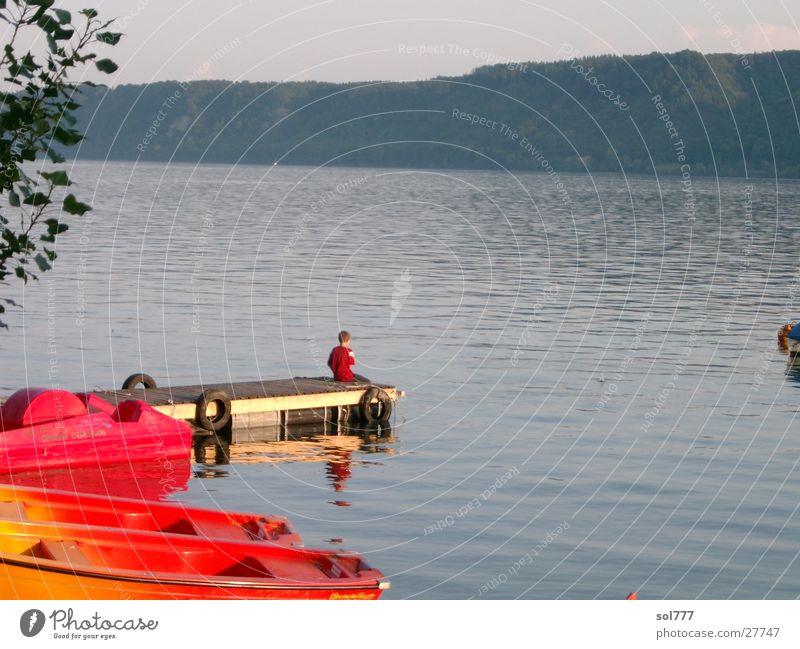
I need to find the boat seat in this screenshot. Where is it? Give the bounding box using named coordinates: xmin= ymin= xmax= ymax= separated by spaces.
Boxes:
xmin=37 ymin=539 xmax=92 ymax=566
xmin=159 ymin=518 xmax=198 ymax=536
xmin=262 ymin=557 xmax=329 ymax=582
xmin=216 ymin=555 xmax=274 ymax=578
xmin=241 ymin=517 xmax=293 ymax=542
xmin=117 ymin=512 xmax=197 ymax=536
xmin=316 ymin=555 xmax=355 ymax=579
xmin=117 ymin=510 xmax=169 ymax=532
xmin=192 ymin=519 xmax=250 ymax=541
xmin=0 ymin=501 xmax=28 ymax=521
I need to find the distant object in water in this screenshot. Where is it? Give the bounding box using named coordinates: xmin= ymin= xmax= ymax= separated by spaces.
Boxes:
xmin=779 ymin=322 xmax=799 ymax=353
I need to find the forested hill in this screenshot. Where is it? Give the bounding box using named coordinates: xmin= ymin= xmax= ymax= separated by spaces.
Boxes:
xmin=72 ymin=50 xmax=800 ymax=178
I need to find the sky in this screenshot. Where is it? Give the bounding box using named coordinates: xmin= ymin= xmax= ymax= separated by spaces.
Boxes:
xmin=28 ymin=0 xmax=800 ymax=84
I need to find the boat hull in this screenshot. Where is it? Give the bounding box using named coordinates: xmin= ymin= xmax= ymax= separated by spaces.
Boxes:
xmin=0 ymin=484 xmax=303 ymax=546
xmin=0 ymin=562 xmax=382 ymax=600
xmin=0 ymin=389 xmax=191 ymax=473
xmin=0 ymin=488 xmax=386 ymax=600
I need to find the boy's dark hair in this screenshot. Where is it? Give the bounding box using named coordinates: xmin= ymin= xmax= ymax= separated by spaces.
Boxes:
xmin=338 ymin=330 xmax=351 ymax=344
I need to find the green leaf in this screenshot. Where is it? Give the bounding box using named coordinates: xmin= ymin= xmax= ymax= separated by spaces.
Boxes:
xmin=36 ymin=14 xmax=59 ymax=33
xmin=3 ymin=43 xmax=16 ymax=63
xmin=8 ymin=191 xmax=20 ymax=207
xmin=62 ymin=194 xmax=91 ymax=215
xmin=96 ymin=31 xmax=122 ymax=45
xmin=94 ymin=58 xmax=118 ymax=74
xmin=54 ymin=9 xmax=71 ymax=24
xmin=52 ymin=126 xmax=83 ymax=146
xmin=52 ymin=27 xmax=74 ymax=41
xmin=40 ymin=220 xmax=68 ymax=243
xmin=22 ymin=192 xmax=51 ymax=207
xmin=34 ymin=253 xmax=51 ymax=272
xmin=2 ymin=227 xmax=18 ymax=245
xmin=28 ymin=0 xmax=55 ymax=23
xmin=40 ymin=170 xmax=71 ymax=186
xmin=46 ymin=149 xmax=65 ymax=164
xmin=79 ymin=9 xmax=98 ymax=19
xmin=44 ymin=218 xmax=68 ymax=235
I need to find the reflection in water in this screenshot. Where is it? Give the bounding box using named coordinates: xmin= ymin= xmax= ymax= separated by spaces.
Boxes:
xmin=194 ymin=424 xmax=398 ymax=496
xmin=9 ymin=458 xmax=192 ymax=500
xmin=193 ymin=468 xmax=229 ymax=479
xmin=326 ymin=452 xmax=352 ymax=492
xmin=785 ymin=356 xmax=800 ymax=386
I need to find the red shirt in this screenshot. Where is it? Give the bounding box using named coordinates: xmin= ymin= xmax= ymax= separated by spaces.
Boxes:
xmin=328 ymin=345 xmax=355 ymax=382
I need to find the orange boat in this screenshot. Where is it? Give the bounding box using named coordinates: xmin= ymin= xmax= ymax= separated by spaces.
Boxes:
xmin=0 ymin=486 xmax=388 ymax=600
xmin=0 ymin=484 xmax=302 ymax=547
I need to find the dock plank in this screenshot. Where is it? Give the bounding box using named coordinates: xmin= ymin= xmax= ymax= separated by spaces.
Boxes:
xmin=92 ymin=377 xmax=401 ymax=423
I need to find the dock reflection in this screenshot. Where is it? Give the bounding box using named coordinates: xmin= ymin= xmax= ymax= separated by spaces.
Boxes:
xmin=193 ymin=421 xmax=396 ymax=494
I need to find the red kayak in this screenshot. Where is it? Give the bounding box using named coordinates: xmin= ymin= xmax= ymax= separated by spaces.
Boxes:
xmin=0 ymin=388 xmax=191 ymax=473
xmin=0 ymin=486 xmax=388 ymax=600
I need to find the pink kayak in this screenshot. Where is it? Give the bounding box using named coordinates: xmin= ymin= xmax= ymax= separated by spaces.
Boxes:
xmin=0 ymin=388 xmax=191 ymax=473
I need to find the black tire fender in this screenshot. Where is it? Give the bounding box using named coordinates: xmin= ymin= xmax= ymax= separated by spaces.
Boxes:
xmin=121 ymin=373 xmax=157 ymax=390
xmin=195 ymin=388 xmax=232 ymax=432
xmin=359 ymin=387 xmax=392 ymax=423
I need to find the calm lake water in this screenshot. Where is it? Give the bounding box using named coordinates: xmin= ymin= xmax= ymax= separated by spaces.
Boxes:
xmin=4 ymin=160 xmax=800 ymax=599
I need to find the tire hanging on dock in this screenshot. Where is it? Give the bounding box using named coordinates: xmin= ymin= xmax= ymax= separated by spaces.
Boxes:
xmin=195 ymin=389 xmax=232 ymax=432
xmin=359 ymin=387 xmax=392 ymax=424
xmin=121 ymin=373 xmax=157 ymax=390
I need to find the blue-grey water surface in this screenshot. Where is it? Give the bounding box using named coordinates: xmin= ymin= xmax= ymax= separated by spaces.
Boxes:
xmin=3 ymin=161 xmax=800 ymax=599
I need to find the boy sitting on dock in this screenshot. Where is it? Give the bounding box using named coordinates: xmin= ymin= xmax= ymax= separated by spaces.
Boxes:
xmin=328 ymin=331 xmax=356 ymax=382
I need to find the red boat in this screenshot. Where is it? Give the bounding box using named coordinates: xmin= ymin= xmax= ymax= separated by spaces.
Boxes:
xmin=0 ymin=484 xmax=302 ymax=547
xmin=0 ymin=388 xmax=191 ymax=473
xmin=0 ymin=486 xmax=388 ymax=600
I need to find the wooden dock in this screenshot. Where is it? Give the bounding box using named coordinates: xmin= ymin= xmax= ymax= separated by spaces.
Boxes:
xmin=91 ymin=377 xmax=402 ymax=451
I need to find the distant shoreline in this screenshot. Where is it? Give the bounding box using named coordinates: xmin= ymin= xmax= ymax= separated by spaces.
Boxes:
xmin=69 ymin=50 xmax=800 ymax=180
xmin=62 ymin=158 xmax=800 ymax=182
